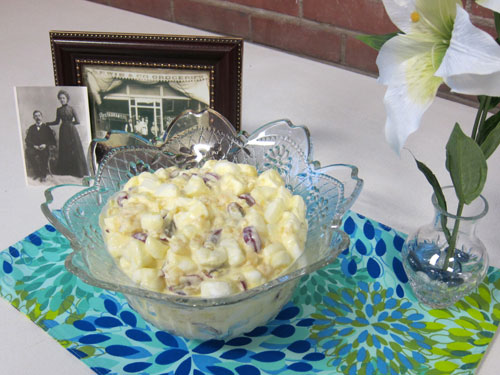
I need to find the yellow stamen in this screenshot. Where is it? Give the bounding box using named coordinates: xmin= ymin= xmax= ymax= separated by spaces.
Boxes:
xmin=411 ymin=11 xmax=420 ymax=23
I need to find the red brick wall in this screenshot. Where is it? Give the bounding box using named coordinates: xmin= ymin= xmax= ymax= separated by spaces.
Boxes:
xmin=88 ymin=0 xmax=497 ymax=77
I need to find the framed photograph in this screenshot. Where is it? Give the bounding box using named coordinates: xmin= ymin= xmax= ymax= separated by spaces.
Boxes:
xmin=14 ymin=86 xmax=92 ymax=186
xmin=50 ymin=31 xmax=243 ymax=141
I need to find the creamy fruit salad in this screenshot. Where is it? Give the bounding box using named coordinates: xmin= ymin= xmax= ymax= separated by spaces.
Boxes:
xmin=99 ymin=160 xmax=308 ymax=298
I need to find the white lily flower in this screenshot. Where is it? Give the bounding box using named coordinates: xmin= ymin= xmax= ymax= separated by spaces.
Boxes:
xmin=476 ymin=0 xmax=500 ymax=13
xmin=378 ymin=0 xmax=500 ymax=153
xmin=435 ymin=7 xmax=500 ymax=96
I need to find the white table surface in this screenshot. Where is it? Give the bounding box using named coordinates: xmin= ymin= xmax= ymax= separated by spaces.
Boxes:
xmin=1 ymin=0 xmax=499 ymax=374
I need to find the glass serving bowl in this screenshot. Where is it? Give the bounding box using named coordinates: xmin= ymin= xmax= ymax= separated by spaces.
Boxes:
xmin=41 ymin=109 xmax=363 ymax=340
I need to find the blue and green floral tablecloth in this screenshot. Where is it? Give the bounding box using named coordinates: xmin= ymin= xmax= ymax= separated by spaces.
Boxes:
xmin=1 ymin=212 xmax=500 ymax=375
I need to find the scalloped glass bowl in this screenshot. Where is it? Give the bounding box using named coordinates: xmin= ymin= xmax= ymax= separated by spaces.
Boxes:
xmin=42 ymin=109 xmax=363 ymax=340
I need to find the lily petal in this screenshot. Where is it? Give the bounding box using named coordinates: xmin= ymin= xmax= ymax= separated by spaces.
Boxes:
xmin=382 ymin=49 xmax=443 ymax=152
xmin=443 ymin=72 xmax=500 ymax=96
xmin=377 ymin=34 xmax=438 ymax=86
xmin=435 ymin=6 xmax=500 ymax=96
xmin=413 ymin=0 xmax=459 ymax=38
xmin=384 ymin=78 xmax=440 ymax=154
xmin=476 ymin=0 xmax=500 ymax=13
xmin=382 ymin=0 xmax=460 ymax=35
xmin=382 ymin=0 xmax=416 ymax=33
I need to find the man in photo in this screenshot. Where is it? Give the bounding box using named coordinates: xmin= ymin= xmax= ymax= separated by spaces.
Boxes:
xmin=124 ymin=115 xmax=134 ymax=133
xmin=15 ymin=86 xmax=91 ymax=186
xmin=135 ymin=117 xmax=148 ymax=137
xmin=25 ymin=110 xmax=56 ymax=182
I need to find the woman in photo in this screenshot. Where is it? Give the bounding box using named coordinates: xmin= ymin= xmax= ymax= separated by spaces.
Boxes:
xmin=47 ymin=90 xmax=88 ymax=177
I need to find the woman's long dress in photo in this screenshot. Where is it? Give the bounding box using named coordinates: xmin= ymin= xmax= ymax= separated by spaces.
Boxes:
xmin=49 ymin=105 xmax=88 ymax=177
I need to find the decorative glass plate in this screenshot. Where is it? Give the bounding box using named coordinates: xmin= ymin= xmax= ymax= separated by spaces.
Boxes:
xmin=41 ymin=109 xmax=363 ymax=340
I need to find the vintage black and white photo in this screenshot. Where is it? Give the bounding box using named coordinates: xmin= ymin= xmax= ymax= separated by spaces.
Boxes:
xmin=50 ymin=32 xmax=243 ymax=131
xmin=15 ymin=86 xmax=91 ymax=186
xmin=82 ymin=65 xmax=211 ymax=141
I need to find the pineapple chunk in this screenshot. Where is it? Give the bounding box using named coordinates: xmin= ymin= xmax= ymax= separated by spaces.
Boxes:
xmin=137 ymin=173 xmax=161 ymax=193
xmin=167 ymin=252 xmax=197 ymax=273
xmin=132 ymin=268 xmax=165 ymax=291
xmin=243 ymin=268 xmax=265 ymax=288
xmin=192 ymin=246 xmax=227 ymax=268
xmin=123 ymin=175 xmax=140 ymax=190
xmin=184 ymin=175 xmax=210 ymax=197
xmin=200 ymin=280 xmax=233 ymax=297
xmin=282 ymin=236 xmax=303 ymax=259
xmin=270 ymin=251 xmax=292 ymax=269
xmin=122 ymin=239 xmax=155 ymax=269
xmin=144 ymin=236 xmax=168 ymax=259
xmin=155 ymin=183 xmax=179 ymax=198
xmin=244 ymin=208 xmax=268 ymax=236
xmin=213 ymin=160 xmax=240 ymax=176
xmin=140 ymin=213 xmax=164 ymax=234
xmin=257 ymin=169 xmax=283 ymax=188
xmin=290 ymin=195 xmax=306 ymax=219
xmin=220 ymin=238 xmax=246 ymax=267
xmin=239 ymin=164 xmax=258 ymax=177
xmin=220 ymin=174 xmax=246 ymax=196
xmin=277 ymin=186 xmax=293 ymax=202
xmin=262 ymin=242 xmax=286 ymax=263
xmin=251 ymin=186 xmax=276 ymax=205
xmin=264 ymin=198 xmax=285 ymax=224
xmin=105 ymin=232 xmax=130 ymax=257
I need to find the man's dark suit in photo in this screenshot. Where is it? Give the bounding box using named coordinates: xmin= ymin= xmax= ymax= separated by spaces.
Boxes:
xmin=25 ymin=110 xmax=56 ymax=182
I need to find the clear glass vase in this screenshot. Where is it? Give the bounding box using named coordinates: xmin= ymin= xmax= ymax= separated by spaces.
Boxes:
xmin=402 ymin=186 xmax=489 ymax=309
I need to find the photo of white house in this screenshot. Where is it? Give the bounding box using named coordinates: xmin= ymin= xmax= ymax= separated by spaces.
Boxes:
xmin=83 ymin=65 xmax=211 ymax=140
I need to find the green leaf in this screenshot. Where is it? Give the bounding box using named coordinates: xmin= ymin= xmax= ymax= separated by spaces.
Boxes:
xmin=477 ymin=110 xmax=500 ymax=145
xmin=428 ymin=309 xmax=454 ymax=319
xmin=413 ymin=157 xmax=451 ymax=242
xmin=424 ymin=322 xmax=446 ymax=331
xmin=25 ymin=298 xmax=36 ymax=311
xmin=58 ymin=295 xmax=75 ymax=314
xmin=446 ymin=123 xmax=487 ymax=204
xmin=356 ymin=32 xmax=399 ymax=51
xmin=414 ymin=159 xmax=447 ymax=211
xmin=389 ymin=341 xmax=402 ymax=352
xmin=455 ymin=318 xmax=480 ymax=330
xmin=495 ymin=12 xmax=500 ymax=43
xmin=479 ymin=284 xmax=492 ymax=304
xmin=367 ymin=334 xmax=373 ymax=347
xmin=435 ymin=361 xmax=459 ymax=372
xmin=480 ymin=118 xmax=500 ymax=159
xmin=345 ymin=348 xmax=357 ymax=364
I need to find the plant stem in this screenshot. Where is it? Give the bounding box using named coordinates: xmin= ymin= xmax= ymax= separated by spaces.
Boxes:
xmin=443 ymin=201 xmax=464 ymax=271
xmin=472 ymin=96 xmax=486 ymax=141
xmin=478 ymin=96 xmax=491 ymax=142
xmin=472 ymin=96 xmax=492 ymax=142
